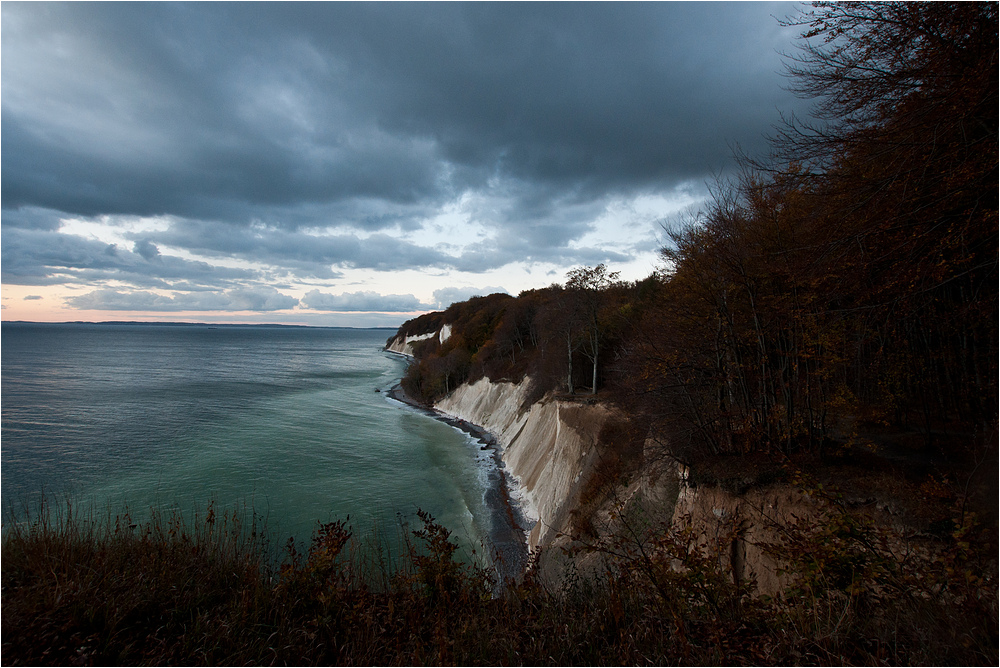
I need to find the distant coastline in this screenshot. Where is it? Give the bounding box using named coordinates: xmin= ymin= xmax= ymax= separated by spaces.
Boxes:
xmin=1 ymin=320 xmax=398 ymax=330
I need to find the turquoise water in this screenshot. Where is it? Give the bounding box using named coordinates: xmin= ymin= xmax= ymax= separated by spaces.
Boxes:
xmin=1 ymin=323 xmax=498 ymax=559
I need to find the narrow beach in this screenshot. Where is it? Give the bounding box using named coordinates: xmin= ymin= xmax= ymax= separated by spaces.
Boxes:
xmin=385 ymin=380 xmax=531 ymax=581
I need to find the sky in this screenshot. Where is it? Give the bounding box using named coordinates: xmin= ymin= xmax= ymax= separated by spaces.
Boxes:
xmin=2 ymin=2 xmax=809 ymax=327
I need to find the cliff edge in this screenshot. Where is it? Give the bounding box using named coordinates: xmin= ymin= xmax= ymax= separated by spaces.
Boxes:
xmin=434 ymin=376 xmax=609 ymax=553
xmin=385 ymin=324 xmax=452 ymax=357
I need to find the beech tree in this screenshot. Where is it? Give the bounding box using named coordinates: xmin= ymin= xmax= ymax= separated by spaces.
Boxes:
xmin=531 ymin=285 xmax=583 ymax=395
xmin=778 ymin=1 xmax=998 ymax=433
xmin=775 ymin=2 xmax=996 ymax=172
xmin=621 ymin=2 xmax=997 ymax=459
xmin=566 ymin=264 xmax=621 ymax=395
xmin=774 ymin=2 xmax=997 ymax=313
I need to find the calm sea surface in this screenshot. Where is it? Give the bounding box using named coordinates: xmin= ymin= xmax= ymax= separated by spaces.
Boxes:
xmin=1 ymin=323 xmax=497 ymax=558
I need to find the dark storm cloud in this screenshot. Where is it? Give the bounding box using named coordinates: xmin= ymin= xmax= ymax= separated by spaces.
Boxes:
xmin=447 ymin=239 xmax=629 ymax=275
xmin=1 ymin=227 xmax=256 ymax=287
xmin=2 ymin=2 xmax=447 ymax=225
xmin=2 ymin=2 xmax=806 ymax=286
xmin=2 ymin=206 xmax=66 ymax=231
xmin=313 ymin=2 xmax=792 ymax=186
xmin=142 ymin=216 xmax=624 ymax=275
xmin=144 ymin=220 xmax=453 ymax=273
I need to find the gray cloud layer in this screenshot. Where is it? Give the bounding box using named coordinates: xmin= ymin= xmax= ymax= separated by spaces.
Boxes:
xmin=2 ymin=224 xmax=256 ymax=287
xmin=65 ymin=286 xmax=298 ymax=312
xmin=2 ymin=2 xmax=807 ymax=311
xmin=432 ymin=286 xmax=510 ymax=309
xmin=301 ymin=290 xmax=430 ymax=312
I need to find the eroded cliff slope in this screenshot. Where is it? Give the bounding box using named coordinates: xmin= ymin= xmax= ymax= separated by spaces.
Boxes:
xmin=435 ymin=376 xmax=609 ymax=552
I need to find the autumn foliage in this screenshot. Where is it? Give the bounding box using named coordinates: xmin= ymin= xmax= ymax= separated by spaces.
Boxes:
xmin=399 ymin=3 xmax=996 ymax=474
xmin=622 ymin=1 xmax=997 ymax=465
xmin=396 ymin=276 xmax=635 ymax=405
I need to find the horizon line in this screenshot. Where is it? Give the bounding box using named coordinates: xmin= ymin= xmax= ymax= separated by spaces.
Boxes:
xmin=1 ymin=319 xmax=400 ymax=330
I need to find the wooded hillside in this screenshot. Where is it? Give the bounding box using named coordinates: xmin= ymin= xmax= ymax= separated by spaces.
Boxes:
xmin=396 ymin=2 xmax=996 ymax=478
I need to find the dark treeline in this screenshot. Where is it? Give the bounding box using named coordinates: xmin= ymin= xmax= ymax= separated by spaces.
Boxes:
xmin=396 ymin=1 xmax=997 ymax=472
xmin=395 ymin=263 xmax=636 ymax=405
xmin=629 ymin=3 xmax=997 ymax=463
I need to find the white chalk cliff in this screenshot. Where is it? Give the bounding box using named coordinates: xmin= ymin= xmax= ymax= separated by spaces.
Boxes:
xmin=435 ymin=376 xmax=610 ymax=551
xmin=387 ymin=324 xmax=810 ymax=591
xmin=385 ymin=329 xmax=442 ymax=357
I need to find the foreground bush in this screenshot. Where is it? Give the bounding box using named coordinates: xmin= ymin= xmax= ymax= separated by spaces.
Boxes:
xmin=1 ymin=501 xmax=274 ymax=665
xmin=3 ymin=498 xmax=995 ymax=665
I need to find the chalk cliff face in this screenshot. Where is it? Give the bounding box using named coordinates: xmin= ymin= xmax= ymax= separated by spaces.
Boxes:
xmin=435 ymin=377 xmax=610 ymax=551
xmin=433 ymin=375 xmax=816 ymax=593
xmin=388 ymin=321 xmax=950 ymax=596
xmin=388 ymin=323 xmax=819 ymax=593
xmin=385 ymin=330 xmax=439 ymax=357
xmin=409 ymin=351 xmax=801 ymax=591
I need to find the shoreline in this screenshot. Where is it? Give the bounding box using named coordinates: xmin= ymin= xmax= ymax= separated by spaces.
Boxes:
xmin=385 ymin=381 xmax=531 ymax=581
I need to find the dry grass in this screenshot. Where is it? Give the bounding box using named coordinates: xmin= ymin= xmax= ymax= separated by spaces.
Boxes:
xmin=3 ymin=494 xmax=996 ymax=666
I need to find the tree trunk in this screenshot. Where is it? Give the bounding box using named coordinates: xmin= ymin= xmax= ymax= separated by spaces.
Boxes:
xmin=566 ymin=330 xmax=574 ymax=394
xmin=591 ymin=333 xmax=598 ymax=395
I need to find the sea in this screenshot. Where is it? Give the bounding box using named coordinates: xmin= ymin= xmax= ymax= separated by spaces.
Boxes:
xmin=1 ymin=322 xmax=522 ymax=571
